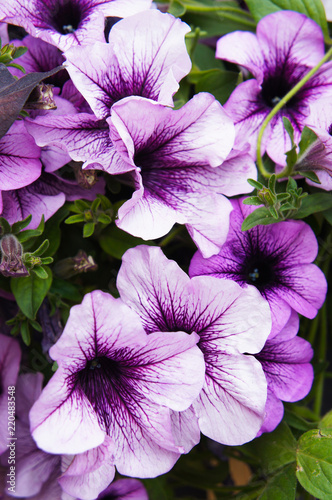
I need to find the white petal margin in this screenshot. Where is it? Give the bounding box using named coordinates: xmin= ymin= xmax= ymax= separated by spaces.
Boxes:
xmin=192 ymin=351 xmax=268 ymax=445
xmin=29 ymin=369 xmax=106 ymax=455
xmin=59 ymin=438 xmax=116 ymax=500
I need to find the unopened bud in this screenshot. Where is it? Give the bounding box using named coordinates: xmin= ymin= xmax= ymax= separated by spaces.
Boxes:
xmin=54 ymin=250 xmax=97 ymax=279
xmin=71 ymin=161 xmax=98 ymax=189
xmin=0 ymin=235 xmax=29 ymax=277
xmin=24 ymin=83 xmax=57 ymax=110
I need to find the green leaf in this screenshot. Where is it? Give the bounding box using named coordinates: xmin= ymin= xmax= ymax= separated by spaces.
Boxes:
xmin=282 ymin=117 xmax=295 ymax=146
xmin=30 ymin=239 xmax=49 ymax=256
xmin=83 ymin=222 xmax=95 ymax=238
xmin=189 ymin=68 xmax=239 ymax=104
xmin=298 ymin=170 xmax=321 ymax=183
xmin=298 ymin=126 xmax=320 ymax=158
xmin=323 ymin=207 xmax=332 ymax=225
xmin=296 ymin=429 xmax=332 ymax=499
xmin=11 ymin=215 xmax=32 ymax=233
xmin=20 ymin=320 xmax=31 ymax=346
xmin=0 ymin=217 xmax=12 ymax=234
xmin=35 ymin=206 xmax=69 ymax=256
xmin=241 ymin=206 xmax=278 ymax=231
xmin=258 ymin=463 xmax=297 ymax=500
xmin=65 ymin=214 xmax=85 ymax=224
xmin=10 ymin=266 xmax=52 ymax=320
xmin=247 ymin=179 xmax=264 ymax=190
xmin=31 ymin=266 xmax=49 ymax=279
xmin=244 ymin=0 xmax=328 ymax=37
xmin=240 ymin=422 xmax=297 ymax=475
xmin=242 ymin=196 xmax=263 ymax=206
xmin=168 ymin=0 xmax=186 ymax=16
xmin=99 ymin=225 xmax=155 ymax=259
xmin=97 ymin=213 xmax=112 ymax=224
xmin=320 ymin=411 xmax=332 ymax=431
xmin=50 ymin=278 xmax=82 ymax=303
xmin=284 ymin=408 xmax=318 ymax=432
xmin=294 ymin=193 xmax=332 ymax=219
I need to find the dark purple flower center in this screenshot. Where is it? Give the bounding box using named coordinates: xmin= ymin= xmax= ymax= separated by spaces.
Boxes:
xmin=51 ymin=1 xmax=82 ymax=34
xmin=328 ymin=123 xmax=332 ymax=136
xmin=244 ymin=259 xmax=275 ymax=289
xmin=261 ymin=72 xmax=296 ymax=108
xmin=73 ymin=356 xmax=124 ymax=432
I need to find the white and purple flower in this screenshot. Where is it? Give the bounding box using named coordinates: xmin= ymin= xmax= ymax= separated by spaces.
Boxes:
xmin=0 ymin=0 xmax=152 ymax=52
xmin=117 ymin=245 xmax=272 ymax=446
xmin=189 ymin=198 xmax=327 ymax=336
xmin=216 ymin=11 xmax=332 ymax=164
xmin=29 ymin=290 xmax=205 ymax=478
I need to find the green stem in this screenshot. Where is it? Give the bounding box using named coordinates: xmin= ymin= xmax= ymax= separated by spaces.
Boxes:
xmin=184 ymin=5 xmax=256 ymax=28
xmin=313 ymin=304 xmax=327 ymax=417
xmin=256 ymin=46 xmax=332 ymax=179
xmin=160 ymin=225 xmax=184 ymax=247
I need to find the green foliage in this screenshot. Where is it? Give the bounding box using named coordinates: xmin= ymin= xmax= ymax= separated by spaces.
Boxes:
xmin=99 ymin=225 xmax=155 ymax=260
xmin=256 ymin=463 xmax=297 ymax=500
xmin=296 ymin=429 xmax=332 ymax=499
xmin=244 ymin=0 xmax=329 ymax=38
xmin=241 ymin=176 xmax=310 ymax=230
xmin=65 ymin=195 xmax=113 ymax=238
xmin=10 ymin=266 xmax=52 ymax=320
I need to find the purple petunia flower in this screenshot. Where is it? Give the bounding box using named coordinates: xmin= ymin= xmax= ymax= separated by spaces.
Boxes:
xmin=189 ymin=198 xmax=327 ymax=336
xmin=216 ymin=11 xmax=332 ymax=164
xmin=63 ymin=9 xmax=192 ymax=115
xmin=0 ymin=334 xmax=21 ymax=455
xmin=0 ymin=0 xmax=152 ymax=52
xmin=29 ymin=290 xmax=205 ymax=478
xmin=117 ymin=245 xmax=272 ymax=446
xmin=254 ymin=311 xmax=314 ymax=435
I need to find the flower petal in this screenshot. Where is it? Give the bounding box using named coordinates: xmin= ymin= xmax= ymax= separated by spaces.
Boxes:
xmin=64 ymin=10 xmax=191 ymax=118
xmin=194 ymin=351 xmax=267 ymax=445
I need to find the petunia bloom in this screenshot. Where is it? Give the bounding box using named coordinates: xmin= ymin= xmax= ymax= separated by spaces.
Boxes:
xmin=63 ymin=9 xmax=192 ymax=115
xmin=97 ymin=478 xmax=149 ymax=500
xmin=29 ymin=290 xmax=205 ymax=478
xmin=189 ymin=198 xmax=327 ymax=336
xmin=255 ymin=311 xmax=314 ymax=435
xmin=216 ymin=11 xmax=332 ymax=164
xmin=0 ymin=0 xmax=152 ymax=52
xmin=26 ymin=93 xmax=240 ymax=257
xmin=117 ymin=245 xmax=272 ymax=446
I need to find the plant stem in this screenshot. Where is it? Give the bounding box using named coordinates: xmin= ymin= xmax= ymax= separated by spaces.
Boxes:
xmin=184 ymin=5 xmax=256 ymax=28
xmin=256 ymin=47 xmax=332 ymax=179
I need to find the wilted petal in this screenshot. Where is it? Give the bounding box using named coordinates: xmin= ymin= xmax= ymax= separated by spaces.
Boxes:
xmin=64 ymin=10 xmax=191 ymax=118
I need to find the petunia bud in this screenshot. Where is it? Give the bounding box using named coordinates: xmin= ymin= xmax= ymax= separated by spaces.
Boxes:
xmin=24 ymin=83 xmax=57 ymax=110
xmin=0 ymin=234 xmax=29 ymax=277
xmin=54 ymin=250 xmax=97 ymax=279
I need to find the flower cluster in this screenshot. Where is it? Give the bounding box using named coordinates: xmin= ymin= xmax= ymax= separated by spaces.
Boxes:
xmin=0 ymin=0 xmax=330 ymax=499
